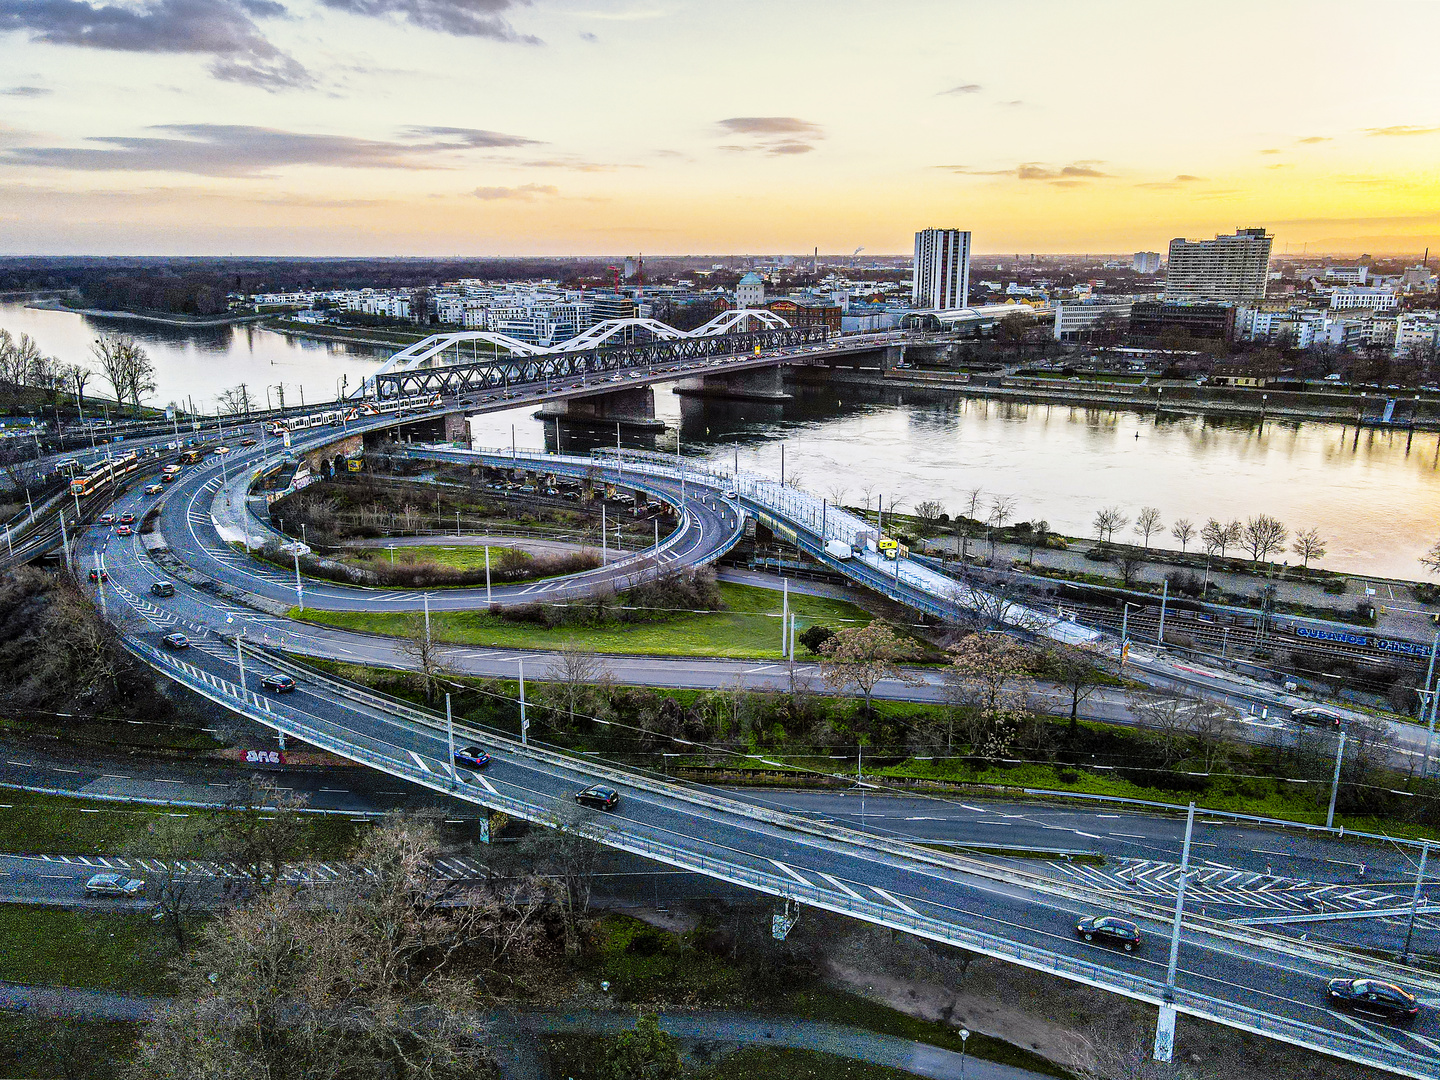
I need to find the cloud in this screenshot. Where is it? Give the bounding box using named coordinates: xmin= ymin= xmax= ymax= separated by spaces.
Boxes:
xmin=518 ymin=157 xmax=632 ymax=172
xmin=996 ymin=99 xmax=1026 ymax=107
xmin=1365 ymin=124 xmax=1440 ymax=137
xmin=316 ymin=0 xmax=538 ymax=42
xmin=938 ymin=82 xmax=981 ymax=96
xmin=716 ymin=117 xmax=822 ymax=137
xmin=402 ymin=125 xmax=540 ymax=149
xmin=1296 ymin=135 xmax=1330 ymax=144
xmin=578 ymin=29 xmax=595 ymax=41
xmin=1259 ymin=148 xmax=1281 ymax=155
xmin=0 ymin=0 xmax=311 ymax=89
xmin=0 ymin=123 xmax=540 ymax=177
xmin=934 ymin=161 xmax=1112 ymax=185
xmin=714 ymin=116 xmax=823 ymax=156
xmin=2 ymin=85 xmax=50 ymax=96
xmin=1135 ymin=173 xmax=1206 ymax=189
xmin=1269 ymin=211 xmax=1440 ymax=228
xmin=473 ymin=183 xmax=556 ymax=199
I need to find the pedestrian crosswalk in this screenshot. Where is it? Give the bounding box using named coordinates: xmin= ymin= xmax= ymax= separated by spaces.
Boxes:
xmin=1051 ymin=857 xmax=1413 ymax=916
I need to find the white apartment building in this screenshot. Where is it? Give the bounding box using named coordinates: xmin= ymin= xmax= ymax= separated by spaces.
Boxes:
xmin=1324 ymin=265 xmax=1369 ymax=285
xmin=1394 ymin=311 xmax=1440 ymax=362
xmin=1053 ymin=299 xmax=1133 ymax=341
xmin=912 ymin=228 xmax=971 ymax=309
xmin=1329 ymin=287 xmax=1398 ymax=311
xmin=1164 ymin=227 xmax=1273 ymax=302
xmin=253 ymin=291 xmax=316 ymax=308
xmin=1133 ymin=251 xmax=1162 ymax=274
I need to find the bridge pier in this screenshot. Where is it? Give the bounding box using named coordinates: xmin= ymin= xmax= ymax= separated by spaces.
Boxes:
xmin=674 ymin=364 xmax=792 ymax=403
xmin=537 ymin=385 xmax=666 ymax=431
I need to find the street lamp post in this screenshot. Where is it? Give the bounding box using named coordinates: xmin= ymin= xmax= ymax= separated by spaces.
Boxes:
xmin=1326 ymin=728 xmax=1348 ymax=830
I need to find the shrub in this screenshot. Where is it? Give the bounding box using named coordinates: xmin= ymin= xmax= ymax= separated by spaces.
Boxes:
xmin=798 ymin=625 xmax=835 ymax=654
xmin=1324 ymin=578 xmax=1348 ymax=596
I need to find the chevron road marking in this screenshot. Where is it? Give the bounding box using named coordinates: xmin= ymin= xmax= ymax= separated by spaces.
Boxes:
xmin=472 ymin=773 xmax=499 ymax=795
xmin=407 ymin=750 xmax=431 ymax=774
xmin=818 ymin=872 xmax=868 ymax=902
xmin=869 ymin=885 xmax=922 ymax=917
xmin=768 ymin=859 xmax=814 ymax=887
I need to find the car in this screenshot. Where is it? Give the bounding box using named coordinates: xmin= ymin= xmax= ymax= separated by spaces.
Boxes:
xmin=724 ymin=490 xmax=738 ymax=500
xmin=97 ymin=513 xmax=114 ymax=526
xmin=241 ymin=438 xmax=258 ymax=447
xmin=115 ymin=524 xmax=132 ymax=536
xmin=1327 ymin=978 xmax=1419 ymax=1021
xmin=161 ymin=632 xmax=190 ymax=650
xmin=161 ymin=473 xmax=175 ymax=483
xmin=144 ymin=483 xmax=163 ymax=495
xmin=85 ymin=873 xmax=145 ymax=897
xmin=88 ymin=568 xmax=108 ymax=583
xmin=151 ymin=581 xmax=175 ymax=597
xmin=261 ymin=674 xmax=296 ymax=694
xmin=574 ymin=785 xmax=620 ymax=811
xmin=1075 ymin=915 xmax=1143 ymax=952
xmin=1291 ymin=706 xmax=1343 ymax=728
xmin=119 ymin=511 xmax=135 ymax=525
xmin=453 ymin=746 xmax=491 ymax=769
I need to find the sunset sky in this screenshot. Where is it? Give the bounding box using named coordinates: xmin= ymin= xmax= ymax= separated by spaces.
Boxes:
xmin=1 ymin=0 xmax=1437 ymax=256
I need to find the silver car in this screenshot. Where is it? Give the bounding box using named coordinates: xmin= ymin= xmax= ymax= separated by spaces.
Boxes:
xmin=85 ymin=873 xmax=145 ymax=897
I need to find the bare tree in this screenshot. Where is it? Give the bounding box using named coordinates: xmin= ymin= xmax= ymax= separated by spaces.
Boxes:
xmin=1040 ymin=641 xmax=1113 ymax=731
xmin=1423 ymin=539 xmax=1440 ymax=577
xmin=1223 ymin=518 xmax=1244 ymax=554
xmin=399 ymin=614 xmax=452 ymax=703
xmin=1242 ymin=514 xmax=1288 ymax=563
xmin=542 ymin=643 xmax=613 ymax=731
xmin=521 ymin=801 xmax=612 ymax=954
xmin=1291 ymin=527 xmax=1327 ymax=569
xmin=1116 ymin=551 xmax=1145 ymax=587
xmin=986 ymin=495 xmax=1016 ymax=558
xmin=1133 ymin=506 xmax=1163 ymax=549
xmin=1072 ymin=1025 xmax=1214 ymax=1080
xmin=818 ymin=622 xmax=920 ymax=718
xmin=1201 ymin=517 xmax=1242 ymax=558
xmin=212 ymin=776 xmax=311 ymax=891
xmin=1170 ymin=518 xmax=1195 ymax=553
xmin=143 ymin=815 xmax=211 ymax=952
xmin=215 ymin=383 xmax=255 ymax=417
xmin=131 ymin=817 xmax=494 ymax=1079
xmin=1026 ymin=519 xmax=1050 ymax=566
xmin=912 ymin=499 xmax=945 ymax=539
xmin=1093 ymin=506 xmax=1128 ymax=543
xmin=91 ymin=333 xmax=155 ymax=415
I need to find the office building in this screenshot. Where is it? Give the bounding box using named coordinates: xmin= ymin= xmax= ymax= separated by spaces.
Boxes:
xmin=912 ymin=229 xmax=971 ymax=310
xmin=1329 ymin=287 xmax=1398 ymax=311
xmin=736 ymin=272 xmax=765 ymax=309
xmin=1130 ymin=300 xmax=1235 ymax=343
xmin=1163 ymin=227 xmax=1273 ymax=302
xmin=1053 ymin=299 xmax=1133 ymax=342
xmin=1133 ymin=251 xmax=1162 ymax=274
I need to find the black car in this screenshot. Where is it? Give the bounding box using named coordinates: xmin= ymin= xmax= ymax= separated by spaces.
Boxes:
xmin=1291 ymin=706 xmax=1343 ymax=728
xmin=161 ymin=633 xmax=190 ymax=650
xmin=574 ymin=785 xmax=620 ymax=811
xmin=1075 ymin=915 xmax=1143 ymax=952
xmin=260 ymin=674 xmax=296 ymax=694
xmin=453 ymin=746 xmax=491 ymax=769
xmin=1327 ymin=978 xmax=1419 ymax=1021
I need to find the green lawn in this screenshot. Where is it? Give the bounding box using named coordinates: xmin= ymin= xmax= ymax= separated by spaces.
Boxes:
xmin=345 ymin=544 xmax=523 ymax=572
xmin=0 ymin=905 xmax=178 ymax=994
xmin=0 ymin=790 xmax=366 ymax=857
xmin=0 ymin=1016 xmax=139 ymax=1079
xmin=291 ymin=582 xmax=885 ymax=659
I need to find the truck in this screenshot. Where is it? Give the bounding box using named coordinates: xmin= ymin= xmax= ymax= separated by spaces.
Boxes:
xmin=824 ymin=539 xmax=853 ymax=561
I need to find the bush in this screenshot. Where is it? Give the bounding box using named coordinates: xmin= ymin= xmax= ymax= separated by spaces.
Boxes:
xmin=1414 ymin=583 xmax=1439 ymax=604
xmin=798 ymin=625 xmax=835 ymax=654
xmin=1085 ymin=545 xmax=1114 ymax=563
xmin=1323 ymin=578 xmax=1348 ymax=595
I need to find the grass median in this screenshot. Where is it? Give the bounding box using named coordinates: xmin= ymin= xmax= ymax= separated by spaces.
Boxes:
xmin=289 ymin=581 xmax=884 ymax=660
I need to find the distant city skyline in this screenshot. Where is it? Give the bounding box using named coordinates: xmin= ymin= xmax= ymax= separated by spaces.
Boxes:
xmin=0 ymin=0 xmax=1437 ymax=257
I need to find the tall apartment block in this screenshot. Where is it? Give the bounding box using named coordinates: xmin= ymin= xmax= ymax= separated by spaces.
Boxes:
xmin=1133 ymin=251 xmax=1161 ymax=274
xmin=912 ymin=229 xmax=971 ymax=310
xmin=1163 ymin=227 xmax=1273 ymax=302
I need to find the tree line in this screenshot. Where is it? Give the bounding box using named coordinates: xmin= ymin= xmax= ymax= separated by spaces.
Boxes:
xmin=0 ymin=327 xmax=158 ymax=415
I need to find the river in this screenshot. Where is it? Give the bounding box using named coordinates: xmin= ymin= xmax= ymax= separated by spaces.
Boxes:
xmin=0 ymin=300 xmax=385 ymax=413
xmin=4 ymin=301 xmax=1433 ymax=580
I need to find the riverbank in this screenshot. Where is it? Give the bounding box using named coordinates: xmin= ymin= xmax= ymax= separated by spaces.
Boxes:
xmin=259 ymin=317 xmax=426 ymax=349
xmin=25 ymin=299 xmax=268 ymax=329
xmin=825 ymin=367 xmax=1440 ymax=431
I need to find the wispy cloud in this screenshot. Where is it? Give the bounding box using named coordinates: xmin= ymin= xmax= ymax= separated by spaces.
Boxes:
xmin=1296 ymin=135 xmax=1330 ymax=144
xmin=938 ymin=82 xmax=981 ymax=96
xmin=1259 ymin=148 xmax=1281 ymax=155
xmin=1 ymin=123 xmax=541 ymax=177
xmin=474 ymin=183 xmax=557 ymax=200
xmin=715 ymin=116 xmax=823 ymax=155
xmin=1135 ymin=173 xmax=1206 ymax=189
xmin=518 ymin=157 xmax=634 ymax=172
xmin=0 ymin=0 xmax=311 ymax=90
xmin=317 ymin=0 xmax=538 ymax=42
xmin=935 ymin=161 xmax=1112 ymax=186
xmin=2 ymin=85 xmax=50 ymax=96
xmin=1365 ymin=124 xmax=1440 ymax=137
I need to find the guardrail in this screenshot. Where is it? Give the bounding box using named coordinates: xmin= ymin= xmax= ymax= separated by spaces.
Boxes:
xmin=127 ymin=637 xmax=1440 ymax=1079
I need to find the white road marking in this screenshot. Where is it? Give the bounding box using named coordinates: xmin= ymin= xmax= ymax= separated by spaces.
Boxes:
xmin=1326 ymin=1008 xmax=1409 ymax=1052
xmin=768 ymin=859 xmax=813 ymax=887
xmin=407 ymin=751 xmax=431 ymax=773
xmin=818 ymin=872 xmax=868 ymax=901
xmin=472 ymin=773 xmax=499 ymax=795
xmin=869 ymin=885 xmax=922 ymax=917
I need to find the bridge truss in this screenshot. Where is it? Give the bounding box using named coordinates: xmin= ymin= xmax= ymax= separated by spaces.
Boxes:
xmin=373 ymin=323 xmax=828 ymax=399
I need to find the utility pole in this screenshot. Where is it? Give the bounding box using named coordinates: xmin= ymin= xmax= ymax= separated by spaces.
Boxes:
xmin=518 ymin=659 xmax=528 ymax=744
xmin=1154 ymin=801 xmax=1195 ymax=1062
xmin=485 ymin=545 xmax=492 ymax=605
xmin=1421 ymin=633 xmax=1440 ymax=778
xmin=446 ymin=692 xmax=456 ymax=780
xmin=1157 ymin=579 xmax=1169 ymax=645
xmin=1403 ymin=841 xmax=1430 ymax=965
xmin=1326 ymin=728 xmax=1348 ymax=830
xmin=293 ymin=547 xmax=304 ymax=611
xmin=424 ymin=592 xmax=431 ymax=644
xmin=782 ymin=577 xmax=789 ymax=655
xmin=59 ymin=512 xmax=72 ymax=575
